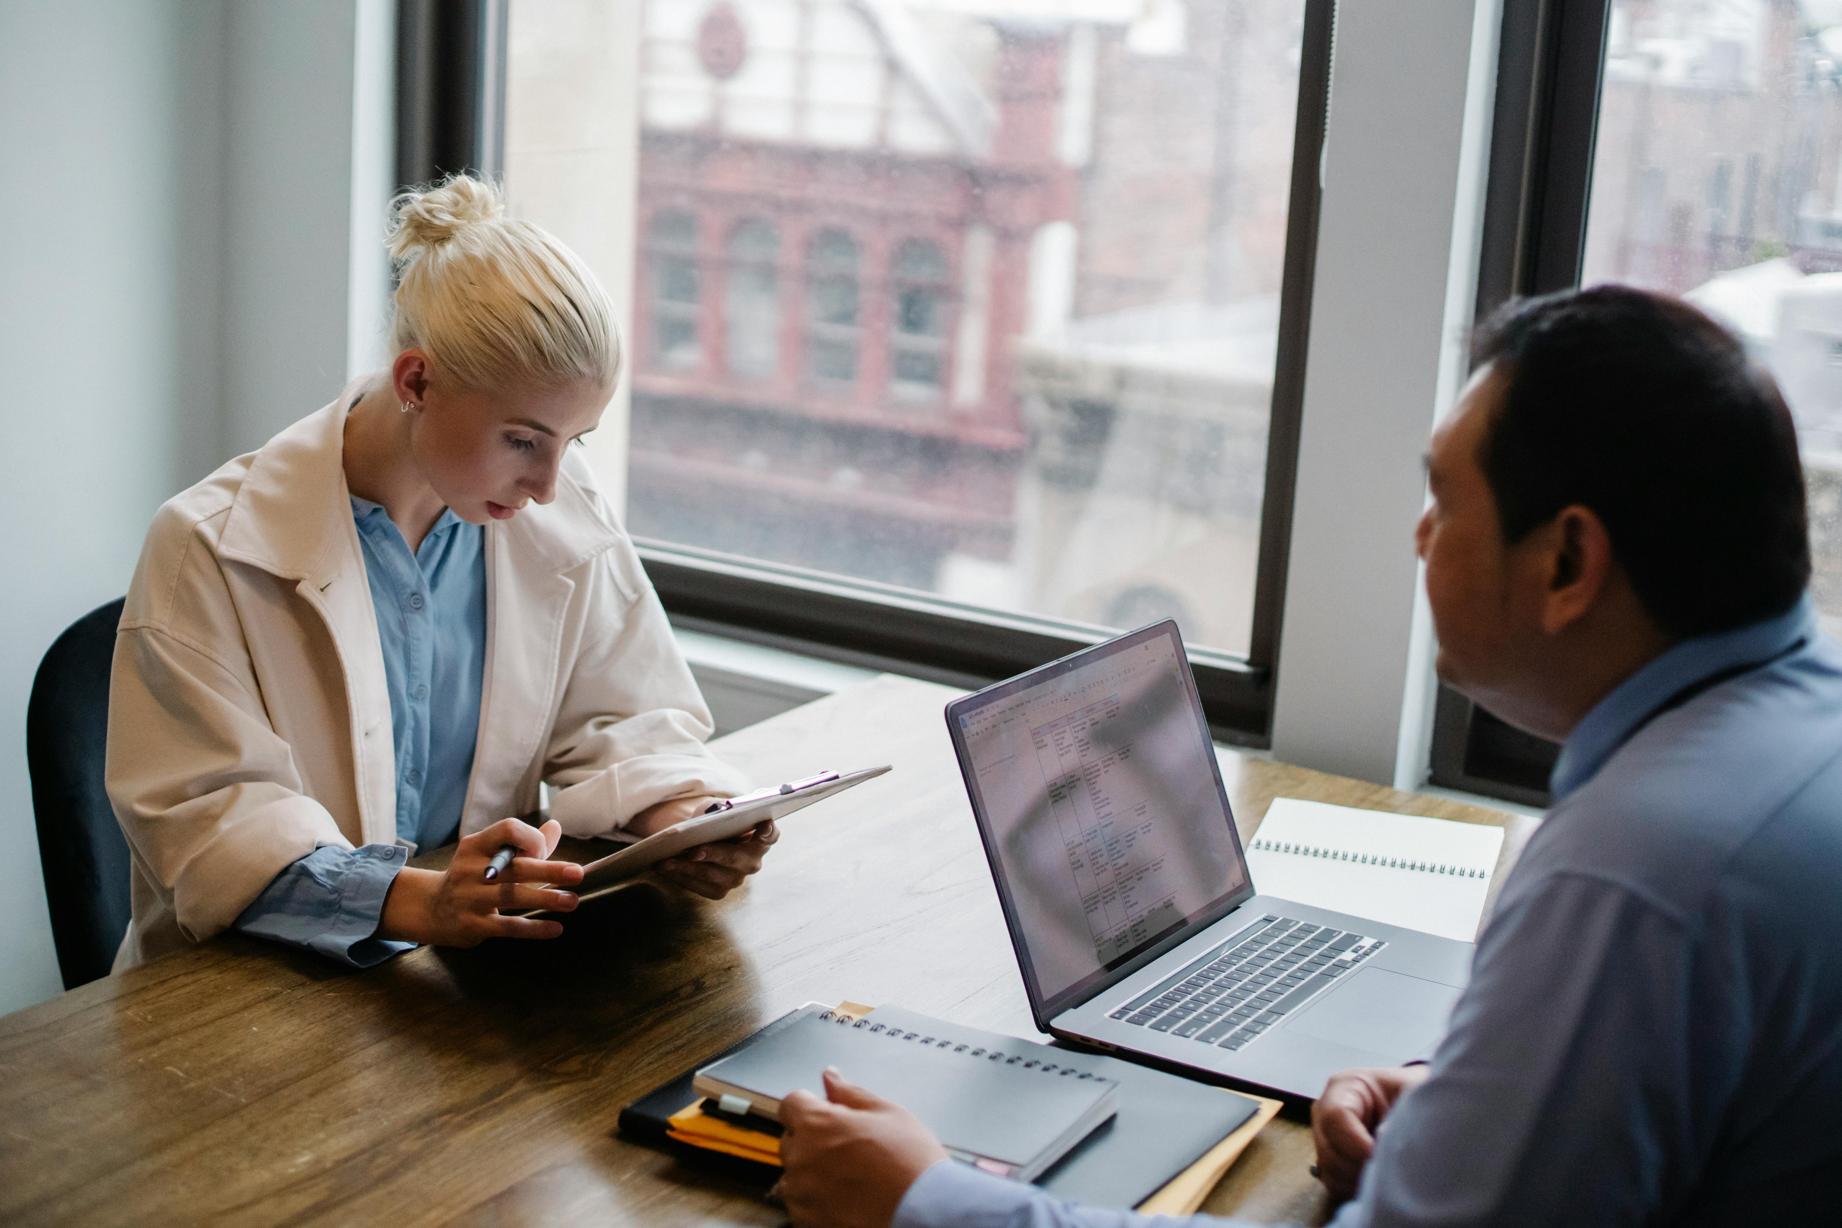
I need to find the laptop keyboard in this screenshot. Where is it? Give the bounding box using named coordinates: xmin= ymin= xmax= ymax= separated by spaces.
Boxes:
xmin=1107 ymin=915 xmax=1385 ymax=1052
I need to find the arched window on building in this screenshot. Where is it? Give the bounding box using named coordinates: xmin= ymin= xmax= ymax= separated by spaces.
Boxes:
xmin=890 ymin=238 xmax=950 ymax=400
xmin=805 ymin=228 xmax=861 ymax=387
xmin=648 ymin=209 xmax=701 ymax=370
xmin=725 ymin=219 xmax=780 ymax=378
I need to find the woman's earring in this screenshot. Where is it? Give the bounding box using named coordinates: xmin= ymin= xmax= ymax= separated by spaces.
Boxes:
xmin=400 ymin=401 xmax=417 ymax=414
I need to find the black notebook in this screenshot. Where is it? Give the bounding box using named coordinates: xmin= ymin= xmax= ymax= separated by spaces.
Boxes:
xmin=621 ymin=1003 xmax=1261 ymax=1208
xmin=695 ymin=1006 xmax=1118 ymax=1183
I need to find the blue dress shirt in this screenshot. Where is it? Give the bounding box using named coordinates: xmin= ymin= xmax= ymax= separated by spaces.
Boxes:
xmin=234 ymin=497 xmax=486 ymax=966
xmin=894 ymin=596 xmax=1842 ymax=1227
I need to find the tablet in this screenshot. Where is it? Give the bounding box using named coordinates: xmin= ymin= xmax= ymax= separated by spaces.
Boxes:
xmin=569 ymin=765 xmax=891 ymax=903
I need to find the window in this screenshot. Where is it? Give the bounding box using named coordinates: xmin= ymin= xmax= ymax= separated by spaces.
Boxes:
xmin=1435 ymin=0 xmax=1842 ymax=801
xmin=501 ymin=0 xmax=1335 ymax=741
xmin=805 ymin=228 xmax=861 ymax=387
xmin=725 ymin=218 xmax=780 ymax=378
xmin=1581 ymin=0 xmax=1842 ymax=624
xmin=647 ymin=209 xmax=702 ymax=371
xmin=889 ymin=238 xmax=950 ymax=400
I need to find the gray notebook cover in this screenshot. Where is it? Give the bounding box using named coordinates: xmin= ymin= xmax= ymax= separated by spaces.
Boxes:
xmin=868 ymin=1006 xmax=1260 ymax=1207
xmin=696 ymin=1008 xmax=1116 ymax=1177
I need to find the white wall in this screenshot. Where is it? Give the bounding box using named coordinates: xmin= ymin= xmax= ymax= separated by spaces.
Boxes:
xmin=0 ymin=0 xmax=392 ymax=1016
xmin=221 ymin=0 xmax=395 ymax=452
xmin=0 ymin=0 xmax=229 ymax=1016
xmin=1270 ymin=0 xmax=1501 ymax=787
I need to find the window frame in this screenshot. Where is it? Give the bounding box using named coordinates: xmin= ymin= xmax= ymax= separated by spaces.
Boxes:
xmin=803 ymin=226 xmax=864 ymax=390
xmin=1427 ymin=0 xmax=1613 ymax=804
xmin=722 ymin=217 xmax=781 ymax=380
xmin=432 ymin=0 xmax=1336 ymax=746
xmin=644 ymin=206 xmax=706 ymax=373
xmin=396 ymin=0 xmax=507 ymax=187
xmin=886 ymin=236 xmax=953 ymax=403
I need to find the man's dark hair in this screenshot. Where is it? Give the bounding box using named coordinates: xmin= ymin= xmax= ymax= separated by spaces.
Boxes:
xmin=1471 ymin=284 xmax=1810 ymax=638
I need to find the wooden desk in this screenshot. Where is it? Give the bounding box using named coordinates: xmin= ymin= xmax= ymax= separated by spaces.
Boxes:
xmin=0 ymin=676 xmax=1508 ymax=1225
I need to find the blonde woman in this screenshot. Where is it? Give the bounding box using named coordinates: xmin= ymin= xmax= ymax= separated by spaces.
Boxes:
xmin=107 ymin=175 xmax=767 ymax=970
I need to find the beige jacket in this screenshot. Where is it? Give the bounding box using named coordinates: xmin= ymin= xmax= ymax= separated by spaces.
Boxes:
xmin=107 ymin=391 xmax=746 ymax=969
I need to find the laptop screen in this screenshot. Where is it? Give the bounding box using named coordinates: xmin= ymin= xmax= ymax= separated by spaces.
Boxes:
xmin=947 ymin=621 xmax=1253 ymax=1023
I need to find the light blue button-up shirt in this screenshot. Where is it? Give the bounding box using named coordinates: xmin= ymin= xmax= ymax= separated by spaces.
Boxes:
xmin=894 ymin=596 xmax=1842 ymax=1226
xmin=233 ymin=497 xmax=486 ymax=966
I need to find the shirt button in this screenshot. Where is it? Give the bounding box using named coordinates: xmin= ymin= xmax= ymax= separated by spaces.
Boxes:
xmin=407 ymin=593 xmax=425 ymax=611
xmin=405 ymin=768 xmax=422 ymax=787
xmin=413 ymin=683 xmax=429 ymax=701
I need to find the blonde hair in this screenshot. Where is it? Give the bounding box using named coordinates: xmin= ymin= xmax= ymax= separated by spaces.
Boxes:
xmin=386 ymin=174 xmax=620 ymax=392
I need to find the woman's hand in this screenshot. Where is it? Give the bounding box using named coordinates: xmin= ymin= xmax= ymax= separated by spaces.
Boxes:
xmin=627 ymin=795 xmax=781 ymax=900
xmin=377 ymin=816 xmax=585 ymax=947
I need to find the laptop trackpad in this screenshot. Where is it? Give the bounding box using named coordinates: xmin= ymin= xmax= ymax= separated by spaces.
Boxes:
xmin=1285 ymin=967 xmax=1461 ymax=1060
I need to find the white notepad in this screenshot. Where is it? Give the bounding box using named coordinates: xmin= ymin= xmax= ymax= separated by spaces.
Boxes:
xmin=1245 ymin=799 xmax=1505 ymax=943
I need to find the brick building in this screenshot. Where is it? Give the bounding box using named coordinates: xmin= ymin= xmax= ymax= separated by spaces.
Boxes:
xmin=625 ymin=0 xmax=1304 ymax=649
xmin=628 ymin=0 xmax=1077 ymax=588
xmin=1583 ymin=0 xmax=1842 ymax=295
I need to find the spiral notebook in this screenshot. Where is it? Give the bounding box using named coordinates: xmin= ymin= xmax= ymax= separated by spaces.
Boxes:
xmin=693 ymin=1006 xmax=1119 ymax=1183
xmin=623 ymin=1001 xmax=1266 ymax=1210
xmin=1245 ymin=799 xmax=1505 ymax=943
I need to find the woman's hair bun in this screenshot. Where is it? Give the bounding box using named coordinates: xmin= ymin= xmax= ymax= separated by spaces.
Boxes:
xmin=386 ymin=174 xmax=506 ymax=265
xmin=386 ymin=171 xmax=620 ymax=391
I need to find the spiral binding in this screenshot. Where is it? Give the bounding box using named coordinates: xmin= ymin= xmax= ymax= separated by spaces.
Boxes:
xmin=816 ymin=1009 xmax=1103 ymax=1079
xmin=1248 ymin=837 xmax=1487 ymax=878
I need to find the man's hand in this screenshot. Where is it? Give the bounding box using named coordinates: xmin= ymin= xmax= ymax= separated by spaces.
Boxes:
xmin=628 ymin=795 xmax=780 ymax=901
xmin=1311 ymin=1064 xmax=1430 ymax=1201
xmin=779 ymin=1067 xmax=949 ymax=1228
xmin=377 ymin=816 xmax=584 ymax=947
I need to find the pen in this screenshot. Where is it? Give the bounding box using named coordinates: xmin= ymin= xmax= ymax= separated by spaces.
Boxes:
xmin=704 ymin=770 xmax=841 ymax=814
xmin=483 ymin=844 xmax=517 ymax=882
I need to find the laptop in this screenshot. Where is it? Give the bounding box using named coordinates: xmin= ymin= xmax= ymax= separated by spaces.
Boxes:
xmin=944 ymin=619 xmax=1472 ymax=1101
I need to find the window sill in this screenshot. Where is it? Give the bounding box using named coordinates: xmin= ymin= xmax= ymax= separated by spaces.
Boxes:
xmin=676 ymin=626 xmax=879 ymax=737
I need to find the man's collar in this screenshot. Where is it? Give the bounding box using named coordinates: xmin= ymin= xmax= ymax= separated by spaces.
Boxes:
xmin=1549 ymin=595 xmax=1818 ymax=800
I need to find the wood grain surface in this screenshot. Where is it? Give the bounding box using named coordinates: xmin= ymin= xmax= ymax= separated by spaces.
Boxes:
xmin=0 ymin=675 xmax=1508 ymax=1225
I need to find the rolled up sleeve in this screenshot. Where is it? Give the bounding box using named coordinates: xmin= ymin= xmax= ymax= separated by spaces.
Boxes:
xmin=234 ymin=844 xmax=415 ymax=967
xmin=893 ymin=1159 xmax=1242 ymax=1228
xmin=108 ymin=623 xmax=352 ymax=942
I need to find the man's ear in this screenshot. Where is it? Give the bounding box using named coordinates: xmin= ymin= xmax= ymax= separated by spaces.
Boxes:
xmin=1539 ymin=505 xmax=1614 ymax=635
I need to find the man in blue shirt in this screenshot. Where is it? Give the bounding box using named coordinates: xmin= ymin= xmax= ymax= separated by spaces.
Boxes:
xmin=775 ymin=287 xmax=1842 ymax=1226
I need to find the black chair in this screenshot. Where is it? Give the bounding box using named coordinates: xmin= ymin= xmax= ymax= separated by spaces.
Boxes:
xmin=27 ymin=597 xmax=131 ymax=989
